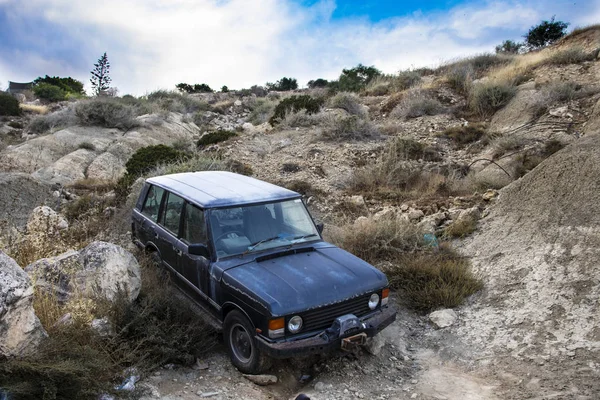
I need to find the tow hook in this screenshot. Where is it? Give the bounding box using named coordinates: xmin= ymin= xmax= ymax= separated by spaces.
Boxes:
xmin=341 ymin=332 xmax=367 ymax=351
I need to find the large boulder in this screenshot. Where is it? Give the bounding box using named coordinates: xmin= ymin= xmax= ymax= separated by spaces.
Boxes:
xmin=0 ymin=251 xmax=46 ymax=357
xmin=32 ymin=148 xmax=97 ymax=185
xmin=25 ymin=241 xmax=141 ymax=303
xmin=0 ymin=172 xmax=53 ymax=232
xmin=86 ymin=152 xmax=126 ymax=181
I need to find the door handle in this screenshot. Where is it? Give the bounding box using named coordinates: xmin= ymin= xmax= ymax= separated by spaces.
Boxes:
xmin=154 ymin=232 xmax=159 ymax=239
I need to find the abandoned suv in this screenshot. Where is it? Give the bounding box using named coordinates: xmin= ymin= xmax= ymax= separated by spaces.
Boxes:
xmin=131 ymin=171 xmax=396 ymax=373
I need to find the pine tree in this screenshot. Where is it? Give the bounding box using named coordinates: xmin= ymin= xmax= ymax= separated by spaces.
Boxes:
xmin=90 ymin=52 xmax=112 ymax=96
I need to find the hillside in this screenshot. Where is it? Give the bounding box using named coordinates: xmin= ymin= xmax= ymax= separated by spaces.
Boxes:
xmin=1 ymin=26 xmax=599 ymax=399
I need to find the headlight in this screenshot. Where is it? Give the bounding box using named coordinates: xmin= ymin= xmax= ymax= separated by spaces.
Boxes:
xmin=288 ymin=315 xmax=303 ymax=333
xmin=368 ymin=293 xmax=380 ymax=310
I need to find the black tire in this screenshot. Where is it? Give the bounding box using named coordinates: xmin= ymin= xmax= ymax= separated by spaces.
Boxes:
xmin=223 ymin=310 xmax=271 ymax=374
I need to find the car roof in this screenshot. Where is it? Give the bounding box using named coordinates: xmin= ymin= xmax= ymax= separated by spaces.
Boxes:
xmin=146 ymin=171 xmax=301 ymax=208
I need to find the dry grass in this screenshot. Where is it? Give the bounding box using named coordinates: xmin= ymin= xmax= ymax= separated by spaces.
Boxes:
xmin=327 ymin=92 xmax=368 ymax=118
xmin=319 ymin=114 xmax=379 ymax=141
xmin=20 ymin=104 xmax=49 ymax=114
xmin=469 ymin=81 xmax=517 ymax=118
xmin=391 ymin=90 xmax=444 ymax=119
xmin=438 ymin=123 xmax=487 ymax=147
xmin=443 ymin=218 xmax=477 ymax=239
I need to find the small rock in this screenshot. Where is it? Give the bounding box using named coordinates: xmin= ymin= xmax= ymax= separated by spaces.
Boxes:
xmin=482 ymin=189 xmax=498 ymax=201
xmin=192 ymin=358 xmax=209 ymax=370
xmin=234 ymin=100 xmax=243 ymax=107
xmin=364 ymin=335 xmax=385 ymax=356
xmin=243 ymin=374 xmax=278 ymax=386
xmin=428 ymin=309 xmax=458 ymax=328
xmin=199 ymin=391 xmax=220 ymax=398
xmin=400 ymin=203 xmax=409 ymax=212
xmin=348 ymin=195 xmax=365 ymax=206
xmin=407 ymin=208 xmax=425 ymax=222
xmin=314 ymin=382 xmax=326 ymax=392
xmin=91 ymin=317 xmax=113 ymax=337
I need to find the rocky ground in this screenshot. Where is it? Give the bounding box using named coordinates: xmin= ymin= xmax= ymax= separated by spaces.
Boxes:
xmin=2 ymin=28 xmax=600 ymax=400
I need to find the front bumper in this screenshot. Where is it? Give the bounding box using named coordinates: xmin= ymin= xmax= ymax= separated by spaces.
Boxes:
xmin=255 ymin=305 xmax=397 ymax=359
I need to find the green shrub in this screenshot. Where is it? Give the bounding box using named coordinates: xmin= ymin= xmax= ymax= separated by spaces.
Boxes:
xmin=495 ymin=40 xmax=524 ymax=54
xmin=197 ymin=130 xmax=237 ymax=146
xmin=469 ymin=82 xmax=517 ymax=118
xmin=269 ymin=95 xmax=324 ymax=125
xmin=438 ymin=124 xmax=486 ymax=146
xmin=394 ymin=71 xmax=422 ymax=90
xmin=125 ymin=145 xmax=187 ymax=177
xmin=33 ymin=83 xmax=67 ymax=102
xmin=0 ymin=92 xmax=21 ymax=116
xmin=266 ymin=77 xmax=298 ymax=91
xmin=33 ymin=76 xmax=85 ymax=95
xmin=75 ymin=98 xmax=138 ymax=129
xmin=330 ymin=64 xmax=381 ymax=92
xmin=328 ymin=92 xmax=367 ymax=118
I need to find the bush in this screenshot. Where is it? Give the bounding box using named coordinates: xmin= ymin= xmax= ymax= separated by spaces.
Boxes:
xmin=146 ymin=90 xmax=210 ymax=114
xmin=328 ymin=92 xmax=367 ymax=118
xmin=278 ymin=109 xmax=324 ymax=128
xmin=438 ymin=124 xmax=486 ymax=146
xmin=0 ymin=92 xmax=21 ymax=116
xmin=469 ymin=82 xmax=517 ymax=118
xmin=33 ymin=76 xmax=85 ymax=95
xmin=524 ymin=17 xmax=569 ymax=49
xmin=33 ymin=83 xmax=67 ymax=102
xmin=394 ymin=71 xmax=422 ymax=91
xmin=545 ymin=47 xmax=595 ymax=65
xmin=392 ymin=91 xmax=444 ymax=119
xmin=269 ymin=95 xmax=324 ymax=125
xmin=392 ymin=138 xmax=442 ymax=161
xmin=75 ymin=98 xmax=138 ymax=129
xmin=307 ymin=79 xmax=329 ymax=89
xmin=176 ymin=83 xmax=214 ymax=93
xmin=443 ymin=218 xmax=477 ymax=238
xmin=331 ymin=64 xmax=381 ymax=92
xmin=266 ymin=77 xmax=298 ymax=91
xmin=197 ymin=130 xmax=237 ymax=146
xmin=247 ymin=98 xmax=277 ymax=125
xmin=125 ymin=144 xmax=187 ymax=177
xmin=495 ymin=40 xmax=523 ymax=54
xmin=445 ymin=64 xmax=474 ymax=94
xmin=320 ymin=114 xmax=379 ymax=141
xmin=27 ymin=106 xmax=77 ymax=134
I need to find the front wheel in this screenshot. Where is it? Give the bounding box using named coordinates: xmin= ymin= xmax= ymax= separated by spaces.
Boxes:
xmin=223 ymin=310 xmax=270 ymax=374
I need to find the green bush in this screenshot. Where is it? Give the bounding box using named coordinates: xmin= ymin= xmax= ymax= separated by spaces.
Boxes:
xmin=33 ymin=76 xmax=85 ymax=95
xmin=330 ymin=64 xmax=381 ymax=92
xmin=75 ymin=98 xmax=138 ymax=129
xmin=469 ymin=82 xmax=517 ymax=118
xmin=33 ymin=83 xmax=67 ymax=102
xmin=495 ymin=40 xmax=523 ymax=54
xmin=524 ymin=17 xmax=569 ymax=49
xmin=266 ymin=77 xmax=298 ymax=91
xmin=269 ymin=95 xmax=324 ymax=125
xmin=197 ymin=130 xmax=237 ymax=146
xmin=125 ymin=145 xmax=187 ymax=177
xmin=0 ymin=92 xmax=21 ymax=116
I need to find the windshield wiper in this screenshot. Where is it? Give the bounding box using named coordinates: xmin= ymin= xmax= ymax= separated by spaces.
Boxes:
xmin=291 ymin=234 xmax=318 ymax=241
xmin=243 ymin=236 xmax=281 ymax=255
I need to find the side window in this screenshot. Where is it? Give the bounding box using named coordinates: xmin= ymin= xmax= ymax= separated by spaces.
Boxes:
xmin=159 ymin=192 xmax=185 ymax=235
xmin=182 ymin=203 xmax=207 ymax=244
xmin=141 ymin=185 xmax=165 ymax=222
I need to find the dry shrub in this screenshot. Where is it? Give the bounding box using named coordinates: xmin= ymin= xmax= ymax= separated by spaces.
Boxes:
xmin=20 ymin=104 xmax=49 ymax=115
xmin=391 ymin=89 xmax=444 ymax=119
xmin=278 ymin=109 xmax=324 ymax=128
xmin=545 ymin=47 xmax=596 ymax=65
xmin=320 ymin=114 xmax=379 ymax=141
xmin=445 ymin=63 xmax=474 ymax=94
xmin=247 ymin=98 xmax=277 ymax=125
xmin=0 ymin=255 xmax=217 ymax=399
xmin=443 ymin=218 xmax=477 ymax=238
xmin=438 ymin=123 xmax=486 ymax=147
xmin=490 ymin=135 xmax=527 ymax=159
xmin=469 ymin=81 xmax=517 ymax=118
xmin=381 ymin=92 xmax=405 ymax=114
xmin=385 ymin=245 xmax=483 ymax=311
xmin=393 ymin=138 xmax=442 ymax=161
xmin=26 ymin=106 xmax=77 ymax=134
xmin=328 ymin=92 xmax=367 ymax=118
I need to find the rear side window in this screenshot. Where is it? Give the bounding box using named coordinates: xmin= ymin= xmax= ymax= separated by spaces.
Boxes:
xmin=182 ymin=203 xmax=207 ymax=244
xmin=141 ymin=185 xmax=165 ymax=222
xmin=160 ymin=192 xmax=185 ymax=235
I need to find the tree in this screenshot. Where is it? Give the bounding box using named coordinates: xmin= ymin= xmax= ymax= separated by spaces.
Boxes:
xmin=495 ymin=40 xmax=524 ymax=54
xmin=33 ymin=76 xmax=84 ymax=95
xmin=524 ymin=17 xmax=569 ymax=50
xmin=266 ymin=77 xmax=298 ymax=91
xmin=176 ymin=83 xmax=213 ymax=93
xmin=331 ymin=64 xmax=381 ymax=92
xmin=307 ymin=78 xmax=328 ymax=89
xmin=90 ymin=52 xmax=112 ymax=96
xmin=221 ymin=85 xmax=229 ymax=93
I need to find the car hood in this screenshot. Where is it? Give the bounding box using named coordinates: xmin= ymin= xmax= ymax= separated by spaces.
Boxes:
xmin=219 ymin=243 xmax=388 ymax=316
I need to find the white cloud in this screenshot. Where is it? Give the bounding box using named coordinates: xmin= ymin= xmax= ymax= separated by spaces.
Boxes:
xmin=0 ymin=0 xmax=598 ymax=94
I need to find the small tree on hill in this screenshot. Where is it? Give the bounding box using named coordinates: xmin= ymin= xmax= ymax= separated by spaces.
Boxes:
xmin=266 ymin=77 xmax=298 ymax=91
xmin=307 ymin=78 xmax=328 ymax=89
xmin=524 ymin=17 xmax=569 ymax=50
xmin=495 ymin=40 xmax=523 ymax=54
xmin=331 ymin=64 xmax=381 ymax=92
xmin=90 ymin=52 xmax=112 ymax=96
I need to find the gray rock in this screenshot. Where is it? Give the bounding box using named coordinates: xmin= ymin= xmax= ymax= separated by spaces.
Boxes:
xmin=429 ymin=309 xmax=458 ymax=328
xmin=86 ymin=152 xmax=126 ymax=181
xmin=0 ymin=251 xmax=47 ymax=357
xmin=407 ymin=208 xmax=425 ymax=221
xmin=25 ymin=206 xmax=68 ymax=247
xmin=91 ymin=317 xmax=113 ymax=337
xmin=26 ymin=241 xmax=141 ymax=304
xmin=364 ymin=334 xmax=386 ymax=355
xmin=243 ymin=374 xmax=278 ymax=386
xmin=0 ymin=172 xmax=53 ymax=231
xmin=32 ymin=148 xmax=97 ymax=185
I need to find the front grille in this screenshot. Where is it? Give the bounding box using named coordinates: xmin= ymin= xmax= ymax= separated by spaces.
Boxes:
xmin=299 ymin=293 xmax=373 ymax=333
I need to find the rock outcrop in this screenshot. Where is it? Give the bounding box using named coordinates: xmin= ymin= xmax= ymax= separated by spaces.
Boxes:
xmin=0 ymin=251 xmax=46 ymax=357
xmin=0 ymin=172 xmax=53 ymax=232
xmin=25 ymin=241 xmax=141 ymax=303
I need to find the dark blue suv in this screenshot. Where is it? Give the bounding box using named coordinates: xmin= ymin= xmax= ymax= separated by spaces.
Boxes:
xmin=131 ymin=171 xmax=396 ymax=373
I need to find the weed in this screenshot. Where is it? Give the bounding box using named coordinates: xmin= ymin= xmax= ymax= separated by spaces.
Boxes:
xmin=393 ymin=138 xmax=442 ymax=161
xmin=328 ymin=92 xmax=367 ymax=118
xmin=438 ymin=124 xmax=486 ymax=147
xmin=320 ymin=114 xmax=379 ymax=141
xmin=469 ymin=82 xmax=517 ymax=118
xmin=281 ymin=162 xmax=301 ymax=173
xmin=125 ymin=145 xmax=187 ymax=178
xmin=269 ymin=95 xmax=324 ymax=125
xmin=545 ymin=47 xmax=595 ymax=65
xmin=76 ymin=98 xmax=138 ymax=129
xmin=392 ymin=90 xmax=444 ymax=119
xmin=247 ymin=98 xmax=277 ymax=125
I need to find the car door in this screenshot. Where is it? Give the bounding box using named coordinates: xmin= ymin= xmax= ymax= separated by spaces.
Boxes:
xmin=155 ymin=191 xmax=186 ymax=274
xmin=134 ymin=184 xmax=165 ymax=245
xmin=180 ymin=202 xmax=211 ymax=296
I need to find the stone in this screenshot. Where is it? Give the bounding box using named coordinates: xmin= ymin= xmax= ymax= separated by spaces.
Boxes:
xmin=457 ymin=207 xmax=480 ymax=222
xmin=407 ymin=208 xmax=424 ymax=221
xmin=314 ymin=382 xmax=326 ymax=392
xmin=243 ymin=374 xmax=278 ymax=386
xmin=26 ymin=205 xmax=68 ymax=237
xmin=482 ymin=189 xmax=499 ymax=201
xmin=0 ymin=172 xmax=53 ymax=231
xmin=0 ymin=251 xmax=47 ymax=357
xmin=242 ymin=122 xmax=254 ymax=131
xmin=91 ymin=317 xmax=114 ymax=337
xmin=32 ymin=148 xmax=97 ymax=185
xmin=548 ymin=106 xmax=573 ymax=119
xmin=428 ymin=309 xmax=458 ymax=328
xmin=86 ymin=152 xmax=126 ymax=181
xmin=234 ymin=100 xmax=243 ymax=107
xmin=364 ymin=334 xmax=386 ymax=355
xmin=348 ymin=195 xmax=365 ymax=206
xmin=25 ymin=241 xmax=141 ymax=304
xmin=373 ymin=207 xmax=395 ymax=221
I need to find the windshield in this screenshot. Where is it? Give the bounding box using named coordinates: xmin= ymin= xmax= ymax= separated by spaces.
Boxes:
xmin=208 ymin=199 xmax=320 ymax=258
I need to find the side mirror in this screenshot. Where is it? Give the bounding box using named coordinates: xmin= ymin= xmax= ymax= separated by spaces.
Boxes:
xmin=316 ymin=222 xmax=324 ymax=234
xmin=188 ymin=244 xmax=210 ymax=258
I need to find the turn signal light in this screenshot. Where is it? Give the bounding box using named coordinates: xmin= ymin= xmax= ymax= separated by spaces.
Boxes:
xmin=381 ymin=288 xmax=390 ymax=306
xmin=268 ymin=318 xmax=285 ymax=338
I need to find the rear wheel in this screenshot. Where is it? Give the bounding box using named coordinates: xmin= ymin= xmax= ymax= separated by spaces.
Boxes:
xmin=223 ymin=310 xmax=270 ymax=374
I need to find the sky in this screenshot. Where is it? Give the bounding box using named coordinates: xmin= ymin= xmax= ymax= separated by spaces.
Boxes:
xmin=0 ymin=0 xmax=598 ymax=95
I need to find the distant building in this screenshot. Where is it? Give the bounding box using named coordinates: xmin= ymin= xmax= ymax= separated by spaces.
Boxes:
xmin=7 ymin=81 xmax=33 ymax=94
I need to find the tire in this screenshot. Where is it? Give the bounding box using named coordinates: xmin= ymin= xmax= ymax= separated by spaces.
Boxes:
xmin=223 ymin=310 xmax=271 ymax=374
